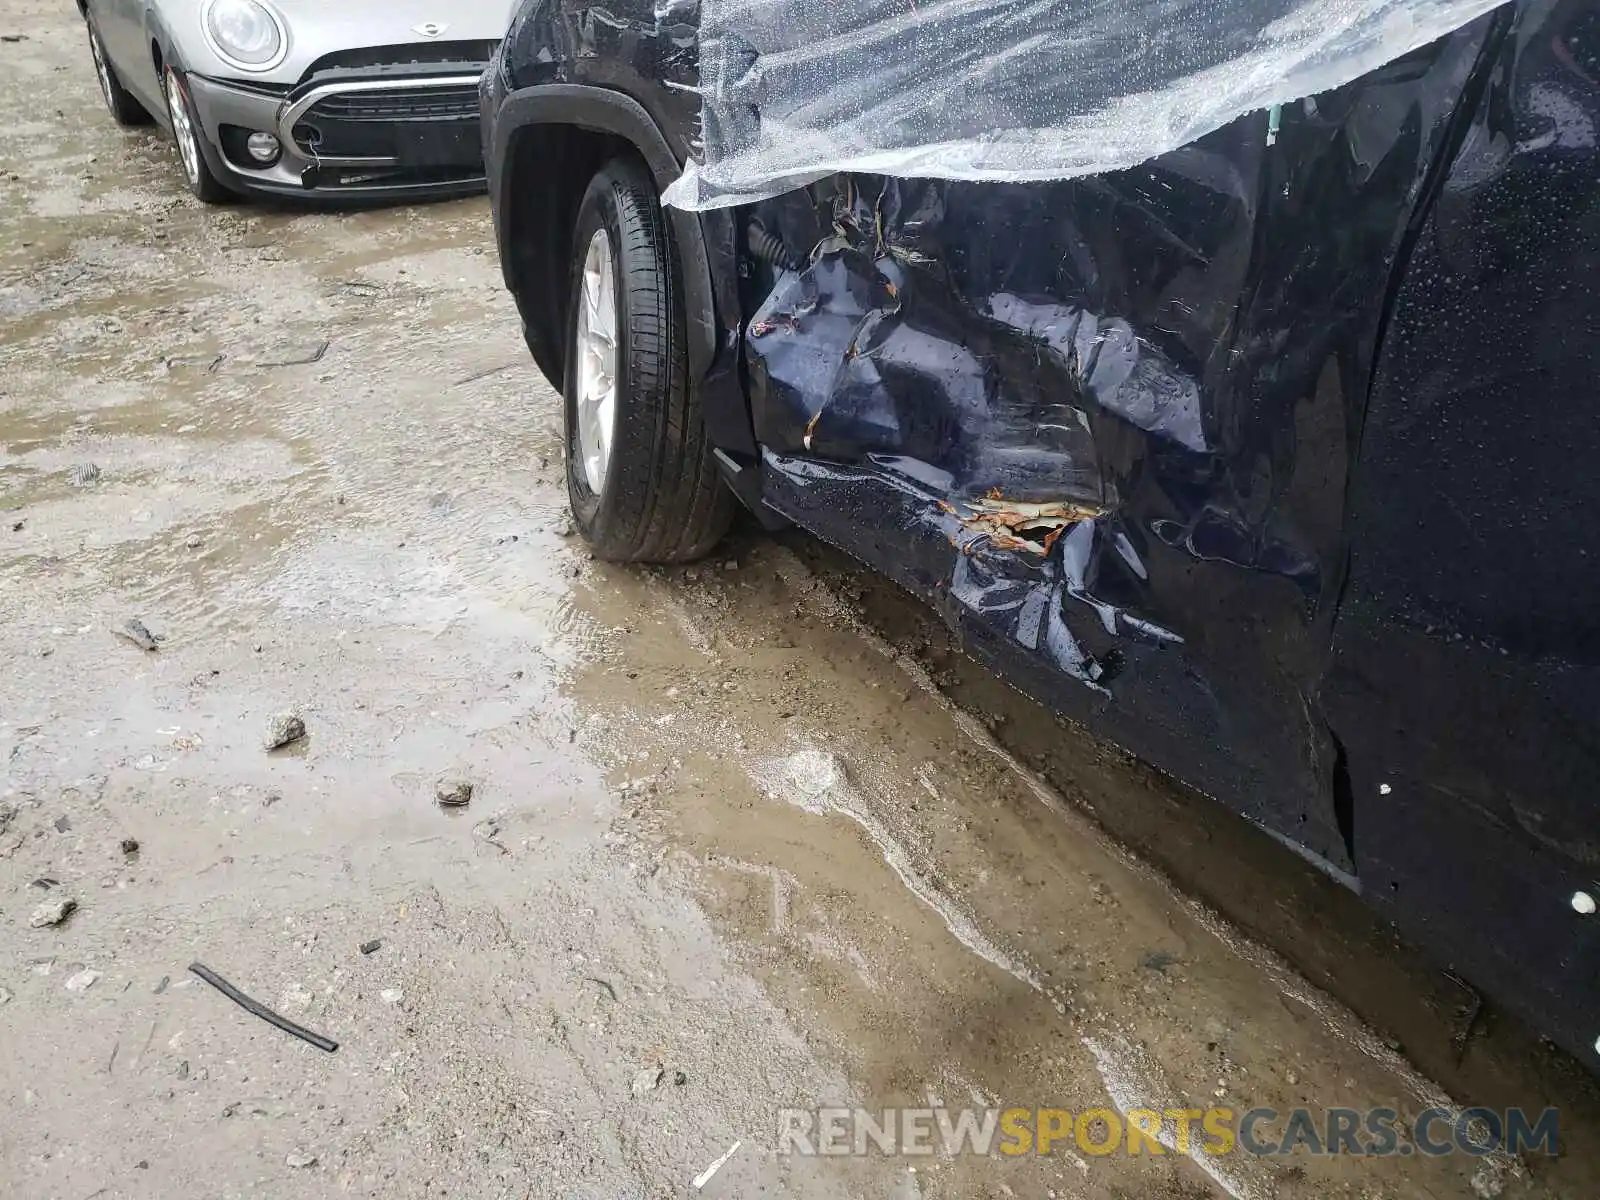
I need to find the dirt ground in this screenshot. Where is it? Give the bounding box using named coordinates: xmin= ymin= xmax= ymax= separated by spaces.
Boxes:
xmin=3 ymin=4 xmax=1599 ymax=1198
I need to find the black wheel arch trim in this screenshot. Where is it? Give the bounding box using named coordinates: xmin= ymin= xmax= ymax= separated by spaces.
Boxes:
xmin=490 ymin=83 xmax=718 ymax=383
xmin=148 ymin=13 xmax=178 ymax=72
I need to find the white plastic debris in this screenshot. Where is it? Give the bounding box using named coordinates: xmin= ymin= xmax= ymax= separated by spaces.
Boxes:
xmin=692 ymin=1139 xmax=742 ymax=1190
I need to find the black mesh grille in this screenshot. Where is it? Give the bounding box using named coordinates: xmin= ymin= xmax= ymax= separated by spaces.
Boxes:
xmin=302 ymin=41 xmax=497 ymax=75
xmin=308 ymin=86 xmax=481 ymax=122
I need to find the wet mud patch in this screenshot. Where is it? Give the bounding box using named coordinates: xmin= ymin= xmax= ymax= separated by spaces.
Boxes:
xmin=559 ymin=541 xmax=1562 ymax=1199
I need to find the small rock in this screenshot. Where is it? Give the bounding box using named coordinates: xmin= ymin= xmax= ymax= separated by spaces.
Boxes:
xmin=435 ymin=779 xmax=473 ymax=808
xmin=722 ymin=559 xmax=739 ymax=571
xmin=136 ymin=1161 xmax=149 ymax=1169
xmin=0 ymin=985 xmax=13 ymax=1004
xmin=286 ymin=1152 xmax=318 ymax=1169
xmin=379 ymin=988 xmax=403 ymax=1005
xmin=69 ymin=463 xmax=102 ymax=487
xmin=631 ymin=1064 xmax=664 ymax=1097
xmin=153 ymin=975 xmax=169 ymax=994
xmin=674 ymin=1070 xmax=688 ymax=1086
xmin=359 ymin=939 xmax=381 ymax=955
xmin=185 ymin=534 xmax=203 ymax=549
xmin=554 ymin=518 xmax=575 ymax=537
xmin=264 ymin=713 xmax=306 ymax=751
xmin=175 ymin=1060 xmax=189 ymax=1078
xmin=120 ymin=837 xmax=140 ymax=855
xmin=784 ymin=749 xmax=845 ymax=801
xmin=54 ymin=815 xmax=71 ymax=833
xmin=1470 ymin=1159 xmax=1509 ymax=1200
xmin=65 ymin=968 xmax=101 ymax=992
xmin=116 ymin=618 xmax=162 ymax=652
xmin=11 ymin=520 xmax=22 ymax=532
xmin=29 ymin=897 xmax=77 ymax=928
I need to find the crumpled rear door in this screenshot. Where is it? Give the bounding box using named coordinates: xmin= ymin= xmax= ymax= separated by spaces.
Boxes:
xmin=736 ymin=15 xmax=1504 ymax=878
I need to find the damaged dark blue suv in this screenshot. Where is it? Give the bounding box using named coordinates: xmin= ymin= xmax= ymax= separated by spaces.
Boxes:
xmin=482 ymin=0 xmax=1600 ymax=1069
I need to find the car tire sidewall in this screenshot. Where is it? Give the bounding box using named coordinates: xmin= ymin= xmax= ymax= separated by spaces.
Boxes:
xmin=562 ymin=181 xmax=633 ymax=541
xmin=557 ymin=157 xmax=731 ymax=563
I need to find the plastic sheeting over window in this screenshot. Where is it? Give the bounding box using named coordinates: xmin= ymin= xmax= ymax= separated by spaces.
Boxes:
xmin=662 ymin=0 xmax=1509 ymax=210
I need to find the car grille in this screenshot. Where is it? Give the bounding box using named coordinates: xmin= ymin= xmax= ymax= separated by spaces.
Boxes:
xmin=307 ymin=85 xmax=480 ymax=122
xmin=303 ymin=41 xmax=496 ymax=75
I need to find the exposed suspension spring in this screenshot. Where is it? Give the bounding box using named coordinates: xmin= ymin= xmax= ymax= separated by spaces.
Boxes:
xmin=746 ymin=220 xmax=805 ymax=272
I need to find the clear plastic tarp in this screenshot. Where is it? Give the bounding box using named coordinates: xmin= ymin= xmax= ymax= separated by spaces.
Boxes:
xmin=662 ymin=0 xmax=1509 ymax=210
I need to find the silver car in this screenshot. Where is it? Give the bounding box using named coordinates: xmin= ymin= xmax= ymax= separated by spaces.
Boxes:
xmin=77 ymin=0 xmax=515 ymax=202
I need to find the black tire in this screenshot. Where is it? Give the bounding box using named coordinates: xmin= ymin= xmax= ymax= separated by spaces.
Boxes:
xmin=162 ymin=66 xmax=232 ymax=204
xmin=562 ymin=157 xmax=733 ymax=562
xmin=85 ymin=13 xmax=151 ymax=127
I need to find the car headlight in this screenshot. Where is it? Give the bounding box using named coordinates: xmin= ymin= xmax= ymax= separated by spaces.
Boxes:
xmin=203 ymin=0 xmax=287 ymax=71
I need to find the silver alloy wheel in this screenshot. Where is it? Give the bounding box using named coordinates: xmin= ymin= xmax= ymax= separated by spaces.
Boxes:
xmin=165 ymin=71 xmax=201 ymax=187
xmin=88 ymin=27 xmax=114 ymax=111
xmin=574 ymin=226 xmax=618 ymax=494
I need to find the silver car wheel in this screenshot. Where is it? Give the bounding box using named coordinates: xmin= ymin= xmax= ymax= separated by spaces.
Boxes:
xmin=88 ymin=27 xmax=114 ymax=111
xmin=574 ymin=226 xmax=618 ymax=495
xmin=165 ymin=71 xmax=201 ymax=188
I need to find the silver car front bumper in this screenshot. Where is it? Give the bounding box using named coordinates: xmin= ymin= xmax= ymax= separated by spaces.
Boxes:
xmin=186 ymin=72 xmax=487 ymax=198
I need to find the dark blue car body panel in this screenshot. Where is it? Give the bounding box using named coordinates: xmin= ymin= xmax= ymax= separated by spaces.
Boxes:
xmin=483 ymin=0 xmax=1600 ymax=1067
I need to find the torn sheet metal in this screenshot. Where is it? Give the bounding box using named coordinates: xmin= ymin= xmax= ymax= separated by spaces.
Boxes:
xmin=762 ymin=452 xmax=1179 ymax=695
xmin=664 ymin=0 xmax=1510 ymax=208
xmin=945 ymin=497 xmax=1106 ymax=556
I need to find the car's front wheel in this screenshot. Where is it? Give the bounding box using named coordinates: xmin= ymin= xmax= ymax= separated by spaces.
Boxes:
xmin=84 ymin=12 xmax=150 ymax=127
xmin=163 ymin=67 xmax=231 ymax=204
xmin=562 ymin=157 xmax=732 ymax=562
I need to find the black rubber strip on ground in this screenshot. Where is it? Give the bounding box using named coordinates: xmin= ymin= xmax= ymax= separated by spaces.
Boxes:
xmin=188 ymin=961 xmax=340 ymax=1053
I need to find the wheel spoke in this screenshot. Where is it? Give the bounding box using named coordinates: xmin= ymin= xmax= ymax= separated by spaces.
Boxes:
xmin=89 ymin=33 xmax=113 ymax=107
xmin=572 ymin=227 xmax=619 ymax=495
xmin=167 ymin=74 xmax=200 ymax=186
xmin=595 ymin=263 xmax=616 ymax=344
xmin=595 ymin=385 xmax=615 ymax=467
xmin=583 ymin=264 xmax=601 ymax=328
